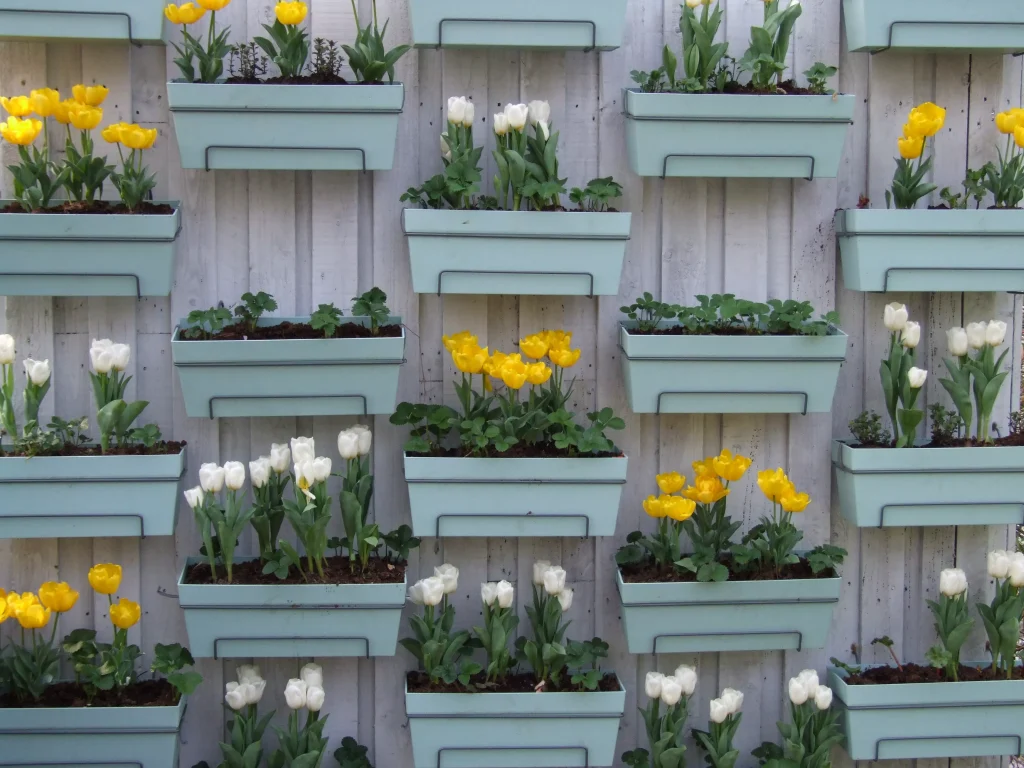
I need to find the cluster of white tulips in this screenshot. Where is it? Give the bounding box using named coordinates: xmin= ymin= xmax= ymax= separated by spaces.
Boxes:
xmin=0 ymin=333 xmax=51 ymax=442
xmin=336 ymin=424 xmax=372 ymax=460
xmin=481 ymin=579 xmax=514 ymax=609
xmin=645 ymin=665 xmax=698 ymax=707
xmin=709 ymin=686 xmax=744 ymax=723
xmin=987 ymin=550 xmax=1024 ymax=586
xmin=284 ymin=664 xmax=326 ymax=712
xmin=493 ymin=99 xmax=550 ymax=139
xmin=533 ymin=560 xmax=573 ymax=612
xmin=942 ymin=317 xmax=1010 ymax=443
xmin=787 ymin=669 xmax=832 ymax=710
xmin=882 ymin=302 xmax=927 ymax=389
xmin=89 ymin=338 xmax=130 ymax=374
xmin=408 ymin=563 xmax=459 ymax=606
xmin=224 ymin=664 xmax=267 ymax=712
xmin=947 ymin=320 xmax=1008 ymax=355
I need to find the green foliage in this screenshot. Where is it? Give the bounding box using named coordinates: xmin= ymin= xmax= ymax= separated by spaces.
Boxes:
xmin=805 ymin=544 xmax=846 ymax=576
xmin=341 ymin=0 xmax=410 ymax=83
xmin=982 ymin=136 xmax=1024 ymax=209
xmin=646 ymin=294 xmax=840 ymax=337
xmin=180 ymin=16 xmax=233 ymax=83
xmin=939 ymin=168 xmax=986 ymax=210
xmin=695 ymin=713 xmax=742 ymax=768
xmin=267 ymin=708 xmax=329 ymax=768
xmin=828 ymin=656 xmax=861 ymax=676
xmin=677 ymin=498 xmax=738 ymax=582
xmin=311 ymin=38 xmax=344 ymax=79
xmin=803 ymin=62 xmax=837 ymax=95
xmin=389 ymin=402 xmax=460 ymax=453
xmin=184 ymin=306 xmax=233 ymax=339
xmin=681 ymin=1 xmax=728 ymax=92
xmin=254 ymin=15 xmax=311 ymax=79
xmin=152 ymin=643 xmax=203 ymax=697
xmin=928 ymin=403 xmax=964 ymax=445
xmin=352 ymin=287 xmax=390 ymax=335
xmin=381 ymin=524 xmax=420 ymax=563
xmin=473 ymin=597 xmax=520 ymax=683
xmin=63 ymin=129 xmax=114 ymax=203
xmin=7 ymin=145 xmax=70 ymax=212
xmin=621 ymin=293 xmax=681 ymax=333
xmin=334 ymin=737 xmax=374 ymax=768
xmin=848 ymin=410 xmax=891 ymax=447
xmin=977 ymin=573 xmax=1024 ymax=679
xmin=1010 ymin=411 xmax=1024 ymax=436
xmin=235 ymin=291 xmax=278 ymax=334
xmin=926 ymin=592 xmax=974 ymax=681
xmin=129 ymin=423 xmax=163 ymax=449
xmin=228 ymin=42 xmax=269 ymax=81
xmin=887 ymin=154 xmax=937 ymax=210
xmin=311 ymin=303 xmax=343 ymax=338
xmin=548 ymin=406 xmax=625 ymax=455
xmin=399 ymin=601 xmax=482 ymax=687
xmin=755 ymin=698 xmax=844 ymax=768
xmin=516 ymin=583 xmax=573 ymax=687
xmin=218 ymin=703 xmax=274 ymax=768
xmin=569 ymin=177 xmax=623 ymax=211
xmin=739 ymin=0 xmax=802 ymax=92
xmin=567 ymin=637 xmax=609 ymax=691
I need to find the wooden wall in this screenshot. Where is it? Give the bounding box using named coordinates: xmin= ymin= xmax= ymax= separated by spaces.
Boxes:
xmin=1 ymin=0 xmax=1022 ymax=766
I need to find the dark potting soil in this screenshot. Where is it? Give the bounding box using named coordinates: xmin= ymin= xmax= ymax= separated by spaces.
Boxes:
xmin=406 ymin=670 xmax=621 ymax=694
xmin=185 ymin=554 xmax=406 ymax=585
xmin=843 ymin=663 xmax=1024 ymax=686
xmin=620 ymin=557 xmax=833 ymax=584
xmin=628 ymin=325 xmax=808 ymax=337
xmin=455 ymin=203 xmax=620 ymax=213
xmin=180 ymin=321 xmax=403 ymax=342
xmin=5 ymin=441 xmax=185 ymax=458
xmin=0 ymin=201 xmax=175 ymax=215
xmin=224 ymin=74 xmax=349 ymax=85
xmin=414 ymin=443 xmax=623 ymax=460
xmin=0 ymin=679 xmax=178 ymax=709
xmin=721 ymin=79 xmax=819 ymax=96
xmin=852 ymin=433 xmax=1024 ymax=449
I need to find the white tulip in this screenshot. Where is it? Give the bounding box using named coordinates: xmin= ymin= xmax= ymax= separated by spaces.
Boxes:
xmin=463 ymin=100 xmax=475 ymax=127
xmin=947 ymin=327 xmax=969 ymax=357
xmin=311 ymin=456 xmax=332 ymax=482
xmin=109 ymin=343 xmax=131 ymax=371
xmin=199 ymin=463 xmax=225 ymax=493
xmin=294 ymin=460 xmax=317 ymax=488
xmin=184 ymin=486 xmax=204 ymax=509
xmin=440 ymin=133 xmax=451 ymax=162
xmin=337 ymin=429 xmax=360 ymax=460
xmin=900 ymin=321 xmax=921 ymax=349
xmin=709 ymin=698 xmax=730 ymax=724
xmin=350 ymin=424 xmax=372 ymax=455
xmin=543 ymin=566 xmax=567 ymax=596
xmin=674 ymin=665 xmax=697 ymax=696
xmin=447 ymin=96 xmax=468 ymax=126
xmin=940 ymin=567 xmax=968 ymax=597
xmin=685 ymin=0 xmax=703 ymax=7
xmin=225 ymin=682 xmax=247 ymax=711
xmin=537 ymin=121 xmax=550 ymax=140
xmin=90 ymin=339 xmax=114 ymax=374
xmin=434 ymin=563 xmax=459 ymax=594
xmin=966 ymin=322 xmax=987 ymax=349
xmin=660 ymin=676 xmax=683 ymax=706
xmin=527 ymin=100 xmax=550 ymax=127
xmin=249 ymin=457 xmax=271 ymax=489
xmin=283 ymin=678 xmax=307 ymax=710
xmin=481 ymin=582 xmax=498 ymax=606
xmin=988 ymin=550 xmax=1011 ymax=580
xmin=305 ymin=685 xmax=325 ymax=712
xmin=237 ymin=664 xmax=263 ymax=685
xmin=505 ymin=103 xmax=528 ymax=131
xmin=300 ymin=663 xmax=323 ymax=689
xmin=907 ymin=367 xmax=928 ymax=389
xmin=788 ymin=677 xmax=809 ymax=705
xmin=645 ymin=671 xmax=665 ymax=700
xmin=883 ymin=302 xmax=908 ymax=332
xmin=23 ymin=358 xmax=50 ymax=386
xmin=270 ymin=443 xmax=291 ymax=473
xmin=532 ymin=560 xmax=551 ymax=586
xmin=814 ymin=685 xmax=833 ymax=711
xmin=721 ymin=688 xmax=744 ymax=714
xmin=796 ymin=670 xmax=819 ymax=700
xmin=0 ymin=334 xmax=14 ymax=364
xmin=291 ymin=436 xmax=315 ymax=464
xmin=223 ymin=461 xmax=246 ymax=491
xmin=556 ymin=587 xmax=573 ymax=613
xmin=493 ymin=112 xmax=509 ymax=136
xmin=495 ymin=580 xmax=514 ymax=609
xmin=420 ymin=576 xmax=446 ymax=606
xmin=407 ymin=581 xmax=425 ymax=605
xmin=986 ymin=320 xmax=1008 ymax=347
xmin=1009 ymin=558 xmax=1024 ymax=588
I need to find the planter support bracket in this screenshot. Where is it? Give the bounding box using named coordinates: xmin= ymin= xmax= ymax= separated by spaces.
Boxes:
xmin=0 ymin=512 xmax=146 ymax=538
xmin=656 ymin=389 xmax=810 ymax=415
xmin=880 ymin=265 xmax=1024 ymax=294
xmin=877 ymin=501 xmax=1024 ymax=529
xmin=205 ymin=393 xmax=368 ymax=419
xmin=871 ymin=20 xmax=1024 ymax=56
xmin=436 ymin=17 xmax=597 ymax=51
xmin=436 ymin=268 xmax=595 ymax=297
xmin=432 ymin=745 xmax=589 ymax=767
xmin=213 ymin=635 xmax=374 ymax=660
xmin=0 ymin=271 xmax=142 ymax=299
xmin=872 ymin=734 xmax=1022 ymax=761
xmin=661 ymin=152 xmax=815 ymax=180
xmin=203 ymin=145 xmax=366 ymax=172
xmin=0 ymin=8 xmax=141 ymax=45
xmin=651 ymin=628 xmax=805 ymax=654
xmin=432 ymin=511 xmax=592 ymax=537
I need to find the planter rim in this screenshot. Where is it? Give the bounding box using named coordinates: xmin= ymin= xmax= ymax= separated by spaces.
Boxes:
xmin=619 ymin=322 xmax=848 ymax=360
xmin=623 ymin=88 xmax=855 ymax=121
xmin=404 ymin=676 xmax=626 ymax=715
xmin=402 ymin=208 xmax=632 ymax=239
xmin=833 ymin=439 xmax=1024 ymax=473
xmin=837 ymin=207 xmax=1024 ymax=236
xmin=403 ymin=452 xmax=626 ymax=467
xmin=0 ymin=200 xmax=180 ymax=216
xmin=615 ymin=565 xmax=841 ymax=601
xmin=0 ymin=692 xmax=186 ymax=728
xmin=0 ymin=446 xmax=186 ymax=477
xmin=0 ymin=200 xmax=181 ymax=243
xmin=829 ymin=665 xmax=1024 ymax=707
xmin=167 ymin=79 xmax=405 ymax=113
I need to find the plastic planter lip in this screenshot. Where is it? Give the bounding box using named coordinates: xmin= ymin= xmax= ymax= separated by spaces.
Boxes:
xmin=832 ymin=440 xmax=1024 ymax=528
xmin=829 ymin=665 xmax=1024 ymax=760
xmin=402 ymin=209 xmax=632 ymax=296
xmin=836 ymin=208 xmax=1024 ymax=293
xmin=842 ymin=0 xmax=1024 ymax=54
xmin=403 ymin=453 xmax=628 ymax=537
xmin=623 ymin=88 xmax=855 ymax=179
xmin=619 ymin=322 xmax=849 ymax=414
xmin=171 ymin=316 xmax=406 ymax=418
xmin=0 ymin=446 xmax=186 ymax=539
xmin=407 ymin=0 xmax=627 ymax=50
xmin=0 ymin=693 xmax=187 ymax=731
xmin=615 ymin=567 xmax=840 ymax=654
xmin=166 ymin=80 xmax=404 ymax=171
xmin=176 ymin=559 xmax=407 ymax=659
xmin=0 ymin=201 xmax=181 ymax=297
xmin=0 ymin=0 xmax=168 ymax=45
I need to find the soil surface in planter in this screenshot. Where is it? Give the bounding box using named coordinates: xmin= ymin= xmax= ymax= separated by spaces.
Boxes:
xmin=179 ymin=321 xmax=403 ymax=341
xmin=843 ymin=663 xmax=1024 ymax=686
xmin=628 ymin=325 xmax=820 ymax=337
xmin=620 ymin=557 xmax=834 ymax=583
xmin=224 ymin=74 xmax=350 ymax=85
xmin=428 ymin=204 xmax=619 ymax=213
xmin=407 ymin=670 xmax=621 ymax=694
xmin=0 ymin=679 xmax=178 ymax=709
xmin=720 ymin=80 xmax=819 ymax=96
xmin=416 ymin=443 xmax=623 ymax=459
xmin=185 ymin=555 xmax=406 ymax=585
xmin=1 ymin=201 xmax=176 ymax=215
xmin=853 ymin=433 xmax=1024 ymax=449
xmin=5 ymin=441 xmax=185 ymax=458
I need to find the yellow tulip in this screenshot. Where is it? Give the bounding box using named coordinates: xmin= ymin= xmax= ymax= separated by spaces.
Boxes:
xmin=109 ymin=597 xmax=141 ymax=630
xmin=996 ymin=110 xmax=1020 ymax=135
xmin=484 ymin=350 xmax=508 ymax=378
xmin=29 ymin=88 xmax=60 ymax=118
xmin=897 ymin=134 xmax=924 ymax=160
xmin=780 ymin=491 xmax=811 ymax=513
xmin=52 ymin=99 xmax=77 ymax=125
xmin=102 ymin=122 xmax=126 ymax=144
xmin=691 ymin=456 xmax=716 ymax=477
xmin=196 ymin=0 xmax=231 ymax=10
xmin=165 ymin=2 xmax=207 ymax=24
xmin=525 ymin=361 xmax=552 ymax=386
xmin=757 ymin=468 xmax=794 ymax=504
xmin=0 ymin=116 xmax=42 ymax=146
xmin=683 ymin=474 xmax=730 ymax=505
xmin=548 ymin=346 xmax=581 ymax=368
xmin=0 ymin=599 xmax=8 ymax=625
xmin=712 ymin=449 xmax=752 ymax=483
xmin=68 ymin=105 xmax=103 ymax=131
xmin=500 ymin=358 xmax=528 ymax=389
xmin=0 ymin=95 xmax=32 ymax=117
xmin=275 ymin=0 xmax=308 ymax=25
xmin=88 ymin=563 xmax=122 ymax=595
xmin=664 ymin=496 xmax=697 ymax=522
xmin=72 ymin=84 xmax=109 ymax=107
xmin=7 ymin=591 xmax=38 ymax=612
xmin=119 ymin=124 xmax=158 ymax=150
xmin=16 ymin=603 xmax=50 ymax=630
xmin=655 ymin=471 xmax=685 ymax=495
xmin=1016 ymin=125 xmax=1024 ymax=151
xmin=643 ymin=495 xmax=666 ymax=518
xmin=544 ymin=329 xmax=572 ymax=350
xmin=905 ymin=102 xmax=945 ymax=138
xmin=38 ymin=581 xmax=80 ymax=613
xmin=443 ymin=330 xmax=477 ymax=353
xmin=453 ymin=343 xmax=488 ymax=374
xmin=519 ymin=333 xmax=549 ymax=359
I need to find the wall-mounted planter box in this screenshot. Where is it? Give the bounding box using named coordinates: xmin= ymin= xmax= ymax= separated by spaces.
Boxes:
xmin=172 ymin=317 xmax=405 ymax=418
xmin=829 ymin=666 xmax=1024 ymax=760
xmin=408 ymin=0 xmax=627 ymax=50
xmin=0 ymin=694 xmax=185 ymax=768
xmin=616 ymin=569 xmax=839 ymax=654
xmin=0 ymin=202 xmax=180 ymax=297
xmin=624 ymin=89 xmax=855 ymax=179
xmin=0 ymin=0 xmax=167 ymax=44
xmin=403 ymin=453 xmax=627 ymax=537
xmin=837 ymin=209 xmax=1024 ymax=293
xmin=619 ymin=322 xmax=848 ymax=414
xmin=842 ymin=0 xmax=1024 ymax=53
xmin=832 ymin=441 xmax=1024 ymax=528
xmin=178 ymin=560 xmax=406 ymax=659
xmin=167 ymin=81 xmax=404 ymax=171
xmin=403 ymin=209 xmax=631 ymax=296
xmin=406 ymin=678 xmax=625 ymax=768
xmin=0 ymin=448 xmax=186 ymax=539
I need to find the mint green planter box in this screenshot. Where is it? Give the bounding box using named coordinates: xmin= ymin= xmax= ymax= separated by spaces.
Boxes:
xmin=0 ymin=695 xmax=185 ymax=768
xmin=0 ymin=448 xmax=186 ymax=539
xmin=172 ymin=317 xmax=405 ymax=418
xmin=403 ymin=209 xmax=631 ymax=296
xmin=406 ymin=678 xmax=625 ymax=767
xmin=837 ymin=209 xmax=1024 ymax=293
xmin=178 ymin=560 xmax=406 ymax=659
xmin=833 ymin=441 xmax=1024 ymax=528
xmin=616 ymin=568 xmax=839 ymax=654
xmin=843 ymin=0 xmax=1024 ymax=53
xmin=0 ymin=0 xmax=167 ymax=44
xmin=167 ymin=81 xmax=404 ymax=171
xmin=408 ymin=0 xmax=627 ymax=50
xmin=624 ymin=89 xmax=855 ymax=179
xmin=619 ymin=322 xmax=848 ymax=414
xmin=829 ymin=666 xmax=1024 ymax=760
xmin=0 ymin=202 xmax=180 ymax=297
xmin=404 ymin=453 xmax=627 ymax=537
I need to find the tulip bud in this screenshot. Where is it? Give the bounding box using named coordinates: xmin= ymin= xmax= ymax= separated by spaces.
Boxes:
xmin=814 ymin=685 xmax=833 ymax=711
xmin=0 ymin=334 xmax=14 ymax=364
xmin=907 ymin=367 xmax=927 ymax=389
xmin=495 ymin=580 xmax=514 ymax=609
xmin=966 ymin=322 xmax=987 ymax=350
xmin=796 ymin=670 xmax=819 ymax=700
xmin=291 ymin=436 xmax=315 ymax=464
xmin=199 ymin=463 xmax=225 ymax=493
xmin=237 ymin=664 xmax=263 ymax=685
xmin=463 ymin=100 xmax=475 ymax=127
xmin=434 ymin=563 xmax=459 ymax=594
xmin=986 ymin=320 xmax=1008 ymax=347
xmin=350 ymin=424 xmax=373 ymax=455
xmin=527 ymin=100 xmax=550 ymax=126
xmin=246 ymin=678 xmax=266 ymax=704
xmin=306 ymin=685 xmax=325 ymax=712
xmin=988 ymin=550 xmax=1011 ymax=580
xmin=493 ymin=112 xmax=509 ymax=136
xmin=939 ymin=567 xmax=968 ymax=597
xmin=660 ymin=676 xmax=683 ymax=706
xmin=283 ymin=678 xmax=307 ymax=710
xmin=556 ymin=587 xmax=573 ymax=613
xmin=249 ymin=457 xmax=271 ymax=489
xmin=481 ymin=582 xmax=498 ymax=606
xmin=645 ymin=672 xmax=664 ymax=700
xmin=532 ymin=560 xmax=551 ymax=586
xmin=300 ymin=662 xmax=323 ymax=689
xmin=420 ymin=576 xmax=445 ymax=606
xmin=883 ymin=302 xmax=908 ymax=332
xmin=223 ymin=461 xmax=246 ymax=491
xmin=225 ymin=682 xmax=247 ymax=711
xmin=447 ymin=96 xmax=467 ymax=125
xmin=710 ymin=698 xmax=730 ymax=723
xmin=407 ymin=581 xmax=425 ymax=605
xmin=184 ymin=486 xmax=204 ymax=509
xmin=685 ymin=0 xmax=703 ymax=7
xmin=674 ymin=665 xmax=697 ymax=696
xmin=721 ymin=688 xmax=744 ymax=714
xmin=311 ymin=456 xmax=332 ymax=483
xmin=543 ymin=566 xmax=567 ymax=596
xmin=505 ymin=103 xmax=528 ymax=131
xmin=947 ymin=327 xmax=968 ymax=357
xmin=109 ymin=343 xmax=131 ymax=372
xmin=270 ymin=443 xmax=291 ymax=473
xmin=788 ymin=677 xmax=808 ymax=705
xmin=900 ymin=321 xmax=920 ymax=349
xmin=23 ymin=358 xmax=50 ymax=386
xmin=1009 ymin=557 xmax=1024 ymax=588
xmin=337 ymin=429 xmax=360 ymax=460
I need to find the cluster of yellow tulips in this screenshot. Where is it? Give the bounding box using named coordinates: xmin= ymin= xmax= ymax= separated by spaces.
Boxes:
xmin=896 ymin=102 xmax=945 ymax=161
xmin=644 ymin=449 xmax=753 ymax=521
xmin=0 ymin=85 xmax=108 ymax=147
xmin=0 ymin=563 xmax=140 ymax=632
xmin=757 ymin=467 xmax=810 ymax=513
xmin=442 ymin=328 xmax=580 ymax=392
xmin=995 ymin=108 xmax=1024 ymax=150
